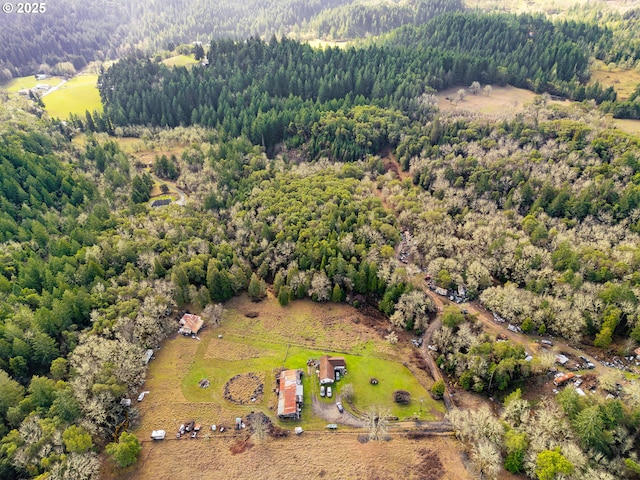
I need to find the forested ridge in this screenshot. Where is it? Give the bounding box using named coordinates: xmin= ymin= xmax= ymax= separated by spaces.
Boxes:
xmin=0 ymin=0 xmax=129 ymax=79
xmin=98 ymin=12 xmax=623 ymax=157
xmin=0 ymin=0 xmax=462 ymax=80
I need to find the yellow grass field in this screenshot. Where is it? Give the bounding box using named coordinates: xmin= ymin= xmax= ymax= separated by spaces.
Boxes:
xmin=43 ymin=73 xmax=102 ymax=119
xmin=437 ymin=85 xmax=565 ymax=117
xmin=614 ymin=119 xmax=640 ymax=135
xmin=2 ymin=75 xmax=64 ymax=93
xmin=162 ymin=54 xmax=199 ymax=67
xmin=468 ymin=0 xmax=634 ymax=15
xmin=590 ymin=61 xmax=640 ymax=100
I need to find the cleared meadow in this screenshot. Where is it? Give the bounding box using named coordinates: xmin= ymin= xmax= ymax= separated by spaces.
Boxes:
xmin=108 ymin=295 xmax=459 ymax=479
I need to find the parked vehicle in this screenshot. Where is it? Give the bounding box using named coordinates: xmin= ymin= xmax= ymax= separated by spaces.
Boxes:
xmin=326 ymin=424 xmax=338 ymax=430
xmin=137 ymin=391 xmax=150 ymax=401
xmin=151 ymin=430 xmax=166 ymax=440
xmin=320 ymin=386 xmax=325 ymax=397
xmin=327 ymin=386 xmax=332 ymax=398
xmin=336 ymin=402 xmax=344 ymax=413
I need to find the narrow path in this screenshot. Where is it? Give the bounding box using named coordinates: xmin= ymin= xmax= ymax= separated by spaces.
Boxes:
xmin=40 ymin=78 xmax=68 ymax=97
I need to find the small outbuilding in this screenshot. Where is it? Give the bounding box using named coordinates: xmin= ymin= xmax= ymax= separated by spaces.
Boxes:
xmin=277 ymin=369 xmax=303 ymax=420
xmin=151 ymin=198 xmax=172 ymax=208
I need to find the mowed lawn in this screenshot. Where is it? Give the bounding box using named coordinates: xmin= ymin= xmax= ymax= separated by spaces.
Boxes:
xmin=180 ymin=295 xmax=442 ymax=427
xmin=2 ymin=75 xmax=64 ymax=92
xmin=162 ymin=54 xmax=199 ymax=67
xmin=43 ymin=73 xmax=102 ymax=118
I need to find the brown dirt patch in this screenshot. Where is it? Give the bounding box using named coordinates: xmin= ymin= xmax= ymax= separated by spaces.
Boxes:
xmin=413 ymin=448 xmax=445 ymax=480
xmin=204 ymin=339 xmax=265 ymax=361
xmin=224 ymin=373 xmax=265 ymax=405
xmin=230 ymin=435 xmax=254 ymax=455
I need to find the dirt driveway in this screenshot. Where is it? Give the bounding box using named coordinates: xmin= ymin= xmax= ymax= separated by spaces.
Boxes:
xmin=311 ymin=394 xmax=366 ymax=427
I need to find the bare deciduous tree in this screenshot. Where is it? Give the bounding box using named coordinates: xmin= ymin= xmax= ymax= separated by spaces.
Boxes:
xmin=365 ymin=406 xmax=390 ymax=441
xmin=202 ymin=303 xmax=224 ymax=327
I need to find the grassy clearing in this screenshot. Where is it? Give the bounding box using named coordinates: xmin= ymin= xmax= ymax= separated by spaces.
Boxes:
xmin=43 ymin=73 xmax=102 ymax=119
xmin=135 ymin=295 xmax=442 ymax=433
xmin=614 ymin=119 xmax=640 ymax=136
xmin=590 ymin=61 xmax=640 ymax=100
xmin=2 ymin=75 xmax=64 ymax=93
xmin=468 ymin=0 xmax=632 ymax=15
xmin=111 ymin=296 xmax=464 ymax=480
xmin=306 ymin=39 xmax=351 ymax=49
xmin=104 ymin=432 xmax=471 ymax=480
xmin=437 ymin=85 xmax=570 ymax=117
xmin=162 ymin=54 xmax=199 ymax=67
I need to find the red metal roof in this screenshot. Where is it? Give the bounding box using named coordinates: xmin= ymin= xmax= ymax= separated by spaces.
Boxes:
xmin=180 ymin=313 xmax=204 ymax=334
xmin=278 ymin=369 xmax=301 ymax=417
xmin=554 ymin=372 xmax=575 ymax=385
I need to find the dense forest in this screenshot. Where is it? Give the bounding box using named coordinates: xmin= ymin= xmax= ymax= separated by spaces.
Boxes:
xmin=3 ymin=2 xmax=640 ymax=479
xmin=0 ymin=0 xmax=129 ymax=79
xmin=0 ymin=0 xmax=463 ymax=81
xmin=98 ymin=12 xmax=623 ymax=158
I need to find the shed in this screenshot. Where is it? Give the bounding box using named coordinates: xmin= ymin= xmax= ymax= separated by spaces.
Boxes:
xmin=277 ymin=369 xmax=303 ymax=420
xmin=151 ymin=198 xmax=172 ymax=208
xmin=151 ymin=430 xmax=166 ymax=440
xmin=555 ymin=354 xmax=569 ymax=366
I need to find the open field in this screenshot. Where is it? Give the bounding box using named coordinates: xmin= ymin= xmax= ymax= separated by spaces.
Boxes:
xmin=162 ymin=54 xmax=199 ymax=67
xmin=43 ymin=73 xmax=102 ymax=118
xmin=306 ymin=39 xmax=351 ymax=49
xmin=103 ymin=432 xmax=471 ymax=480
xmin=590 ymin=61 xmax=640 ymax=100
xmin=614 ymin=118 xmax=640 ymax=135
xmin=437 ymin=85 xmax=565 ymax=116
xmin=468 ymin=0 xmax=635 ymax=15
xmin=110 ymin=295 xmax=457 ymax=479
xmin=2 ymin=75 xmax=64 ymax=93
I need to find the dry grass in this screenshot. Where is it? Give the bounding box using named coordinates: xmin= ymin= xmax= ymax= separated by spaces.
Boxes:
xmin=104 ymin=296 xmax=457 ymax=479
xmin=205 ymin=339 xmax=266 ymax=361
xmin=224 ymin=373 xmax=265 ymax=404
xmin=467 ymin=0 xmax=634 ymax=15
xmin=437 ymin=85 xmax=565 ymax=117
xmin=590 ymin=61 xmax=640 ymax=100
xmin=103 ymin=433 xmax=471 ymax=480
xmin=614 ymin=118 xmax=640 ymax=135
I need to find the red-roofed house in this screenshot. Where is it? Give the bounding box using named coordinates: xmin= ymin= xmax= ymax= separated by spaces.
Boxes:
xmin=319 ymin=356 xmax=347 ymax=385
xmin=179 ymin=313 xmax=204 ymax=335
xmin=277 ymin=369 xmax=303 ymax=420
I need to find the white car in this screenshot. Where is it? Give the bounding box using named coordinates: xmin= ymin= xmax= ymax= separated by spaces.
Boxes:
xmin=320 ymin=386 xmax=325 ymax=397
xmin=327 ymin=386 xmax=332 ymax=398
